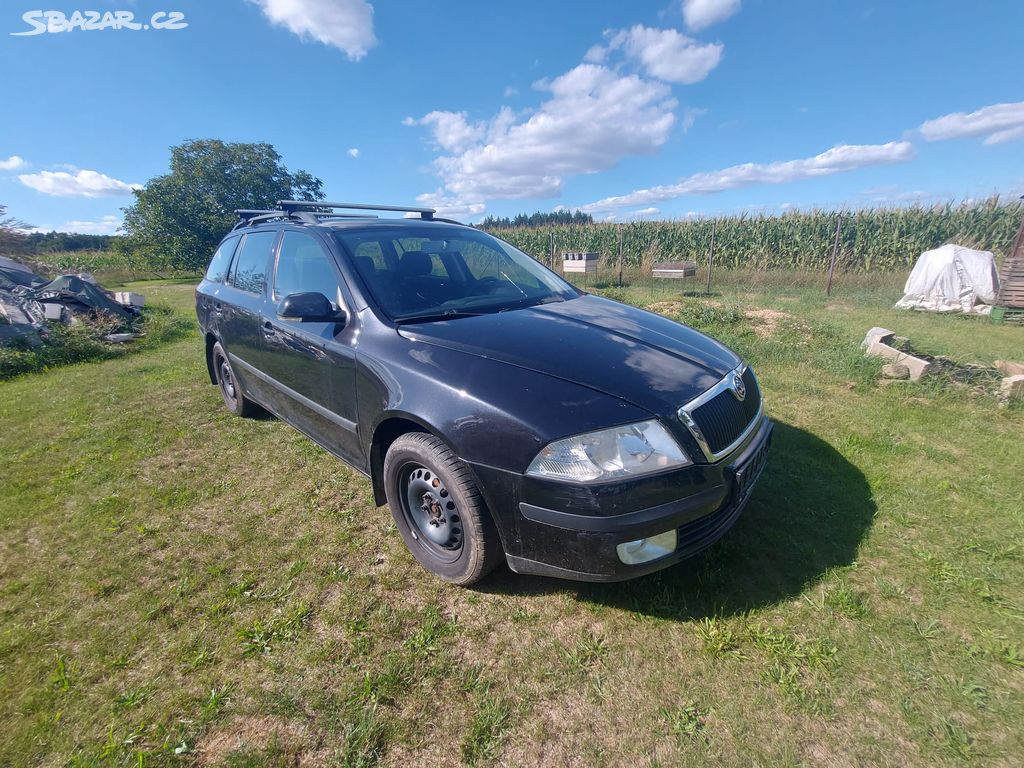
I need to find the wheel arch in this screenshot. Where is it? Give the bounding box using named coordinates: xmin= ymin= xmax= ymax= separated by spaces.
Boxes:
xmin=370 ymin=411 xmax=509 ymax=536
xmin=368 ymin=412 xmax=510 ymax=554
xmin=368 ymin=414 xmax=436 ymax=506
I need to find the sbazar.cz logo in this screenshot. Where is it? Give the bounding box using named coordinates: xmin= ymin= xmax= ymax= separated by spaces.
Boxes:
xmin=11 ymin=9 xmax=188 ymax=35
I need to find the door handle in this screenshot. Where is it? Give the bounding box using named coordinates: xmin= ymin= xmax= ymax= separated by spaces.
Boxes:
xmin=213 ymin=302 xmax=223 ymax=312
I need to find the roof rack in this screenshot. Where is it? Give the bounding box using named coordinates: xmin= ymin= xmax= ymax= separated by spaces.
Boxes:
xmin=232 ymin=209 xmax=289 ymax=230
xmin=232 ymin=201 xmax=458 ymax=231
xmin=278 ymin=200 xmax=437 ymax=220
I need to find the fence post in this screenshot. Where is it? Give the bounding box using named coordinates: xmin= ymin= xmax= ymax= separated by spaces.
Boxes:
xmin=548 ymin=232 xmax=554 ymax=270
xmin=617 ymin=225 xmax=623 ymax=287
xmin=706 ymin=220 xmax=716 ymax=295
xmin=826 ymin=215 xmax=842 ymax=296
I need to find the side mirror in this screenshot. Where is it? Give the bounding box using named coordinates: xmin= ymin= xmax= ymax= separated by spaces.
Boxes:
xmin=277 ymin=292 xmax=347 ymax=324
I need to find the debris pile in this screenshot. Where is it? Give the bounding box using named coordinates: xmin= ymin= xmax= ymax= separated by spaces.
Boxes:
xmin=0 ymin=256 xmax=144 ymax=349
xmin=863 ymin=326 xmax=1021 ymax=404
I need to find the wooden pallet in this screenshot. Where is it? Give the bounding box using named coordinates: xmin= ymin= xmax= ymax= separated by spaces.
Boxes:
xmin=996 ymin=213 xmax=1024 ymax=308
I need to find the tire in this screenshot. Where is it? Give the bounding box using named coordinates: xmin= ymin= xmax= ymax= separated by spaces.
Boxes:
xmin=211 ymin=341 xmax=259 ymax=418
xmin=383 ymin=433 xmax=503 ymax=585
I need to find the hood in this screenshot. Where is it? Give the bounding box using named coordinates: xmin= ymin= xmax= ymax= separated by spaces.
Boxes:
xmin=397 ymin=294 xmax=739 ymax=414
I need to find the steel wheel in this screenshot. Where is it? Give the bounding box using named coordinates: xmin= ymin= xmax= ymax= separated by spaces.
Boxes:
xmin=211 ymin=341 xmax=258 ymax=417
xmin=218 ymin=355 xmax=238 ymax=407
xmin=399 ymin=463 xmax=464 ymax=562
xmin=383 ymin=432 xmax=503 ymax=585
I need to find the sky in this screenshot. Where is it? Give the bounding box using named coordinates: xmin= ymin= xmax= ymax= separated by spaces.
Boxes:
xmin=1 ymin=0 xmax=1023 ymax=234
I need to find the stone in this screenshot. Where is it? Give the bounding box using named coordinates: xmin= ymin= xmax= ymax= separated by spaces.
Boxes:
xmin=861 ymin=327 xmax=895 ymax=350
xmin=866 ymin=340 xmax=932 ymax=380
xmin=999 ymin=374 xmax=1024 ymax=405
xmin=881 ymin=363 xmax=910 ymax=380
xmin=994 ymin=360 xmax=1024 ymax=377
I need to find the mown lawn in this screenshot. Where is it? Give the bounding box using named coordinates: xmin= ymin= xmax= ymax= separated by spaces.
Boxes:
xmin=1 ymin=278 xmax=1021 ymax=767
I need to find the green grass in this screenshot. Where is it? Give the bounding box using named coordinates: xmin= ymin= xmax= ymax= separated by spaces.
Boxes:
xmin=0 ymin=278 xmax=1021 ymax=766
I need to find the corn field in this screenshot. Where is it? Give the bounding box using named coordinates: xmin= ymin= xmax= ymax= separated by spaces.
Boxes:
xmin=486 ymin=199 xmax=1023 ymax=273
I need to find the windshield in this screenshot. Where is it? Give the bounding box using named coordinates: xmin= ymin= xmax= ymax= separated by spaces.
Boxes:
xmin=333 ymin=226 xmax=579 ymax=321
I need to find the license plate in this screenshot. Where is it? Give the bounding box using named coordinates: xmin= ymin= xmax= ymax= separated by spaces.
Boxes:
xmin=733 ymin=439 xmax=769 ymax=501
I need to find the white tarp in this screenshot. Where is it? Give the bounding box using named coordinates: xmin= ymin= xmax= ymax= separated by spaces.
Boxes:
xmin=894 ymin=243 xmax=1000 ymax=315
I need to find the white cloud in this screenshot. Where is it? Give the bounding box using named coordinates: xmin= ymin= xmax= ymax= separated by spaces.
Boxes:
xmin=582 ymin=141 xmax=916 ymax=212
xmin=249 ymin=0 xmax=376 ymax=60
xmin=404 ymin=111 xmax=487 ymax=154
xmin=414 ymin=190 xmax=486 ymax=218
xmin=919 ymin=101 xmax=1024 ymax=144
xmin=0 ymin=155 xmax=26 ymax=171
xmin=347 ymin=147 xmax=360 ymax=158
xmin=18 ymin=169 xmax=142 ymax=198
xmin=605 ymin=25 xmax=723 ymax=85
xmin=407 ymin=63 xmax=677 ymax=207
xmin=503 ymin=86 xmax=519 ymax=97
xmin=986 ymin=125 xmax=1024 ymax=145
xmin=681 ymin=107 xmax=706 ymax=132
xmin=52 ymin=215 xmax=123 ymax=235
xmin=682 ymin=0 xmax=741 ymax=31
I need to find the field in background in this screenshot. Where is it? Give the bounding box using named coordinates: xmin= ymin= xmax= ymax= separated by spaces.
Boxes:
xmin=1 ymin=278 xmax=1021 ymax=767
xmin=22 ymin=250 xmax=198 ymax=285
xmin=487 ymin=199 xmax=1023 ymax=274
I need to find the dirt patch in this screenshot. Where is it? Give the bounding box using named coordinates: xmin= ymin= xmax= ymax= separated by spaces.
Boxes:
xmin=646 ymin=301 xmax=683 ymax=316
xmin=195 ymin=714 xmax=311 ymax=765
xmin=744 ymin=308 xmax=792 ymax=338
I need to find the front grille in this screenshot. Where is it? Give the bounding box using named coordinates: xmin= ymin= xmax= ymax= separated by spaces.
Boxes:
xmin=689 ymin=367 xmax=761 ymax=455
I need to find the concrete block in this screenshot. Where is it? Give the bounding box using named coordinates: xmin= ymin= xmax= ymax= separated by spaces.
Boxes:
xmin=42 ymin=302 xmax=64 ymax=321
xmin=881 ymin=363 xmax=910 ymax=380
xmin=113 ymin=291 xmax=145 ymax=307
xmin=999 ymin=375 xmax=1024 ymax=404
xmin=995 ymin=360 xmax=1024 ymax=377
xmin=861 ymin=327 xmax=895 ymax=349
xmin=866 ymin=340 xmax=931 ymax=381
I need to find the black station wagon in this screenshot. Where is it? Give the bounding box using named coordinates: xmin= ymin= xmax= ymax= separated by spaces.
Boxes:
xmin=196 ymin=201 xmax=772 ymax=585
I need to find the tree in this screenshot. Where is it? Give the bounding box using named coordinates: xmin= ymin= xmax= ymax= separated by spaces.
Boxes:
xmin=479 ymin=209 xmax=593 ymax=229
xmin=119 ymin=140 xmax=323 ymax=271
xmin=0 ymin=204 xmax=31 ymax=254
xmin=24 ymin=231 xmax=115 ymax=253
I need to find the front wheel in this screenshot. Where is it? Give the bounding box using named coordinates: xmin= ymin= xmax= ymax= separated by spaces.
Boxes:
xmin=383 ymin=433 xmax=503 ymax=585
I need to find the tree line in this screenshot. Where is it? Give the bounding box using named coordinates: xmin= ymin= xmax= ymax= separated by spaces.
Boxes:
xmin=478 ymin=210 xmax=594 ymax=229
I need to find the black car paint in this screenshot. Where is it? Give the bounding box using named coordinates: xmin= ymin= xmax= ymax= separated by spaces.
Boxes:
xmin=196 ymin=219 xmax=770 ymax=581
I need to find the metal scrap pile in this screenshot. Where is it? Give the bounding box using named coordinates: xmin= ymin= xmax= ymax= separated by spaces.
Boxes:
xmin=0 ymin=256 xmax=143 ymax=348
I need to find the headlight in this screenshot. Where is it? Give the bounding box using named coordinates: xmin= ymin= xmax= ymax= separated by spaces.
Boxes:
xmin=525 ymin=420 xmax=691 ymax=483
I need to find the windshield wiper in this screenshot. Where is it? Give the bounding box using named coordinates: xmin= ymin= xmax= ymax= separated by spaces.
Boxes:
xmin=394 ymin=309 xmax=486 ymax=325
xmin=497 ymin=294 xmax=567 ymax=312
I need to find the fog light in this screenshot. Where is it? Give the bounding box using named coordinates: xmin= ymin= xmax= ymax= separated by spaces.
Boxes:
xmin=616 ymin=530 xmax=678 ymax=565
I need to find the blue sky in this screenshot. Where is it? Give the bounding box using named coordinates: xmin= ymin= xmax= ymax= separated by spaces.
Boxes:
xmin=1 ymin=0 xmax=1022 ymax=233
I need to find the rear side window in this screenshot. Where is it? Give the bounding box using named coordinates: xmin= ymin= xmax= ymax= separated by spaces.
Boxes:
xmin=230 ymin=231 xmax=277 ymax=294
xmin=274 ymin=232 xmax=341 ymax=304
xmin=205 ymin=236 xmax=240 ymax=283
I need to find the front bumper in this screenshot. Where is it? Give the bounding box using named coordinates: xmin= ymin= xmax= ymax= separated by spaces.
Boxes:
xmin=471 ymin=416 xmax=773 ymax=582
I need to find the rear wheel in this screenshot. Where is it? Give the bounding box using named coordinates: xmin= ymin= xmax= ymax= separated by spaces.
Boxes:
xmin=384 ymin=433 xmax=502 ymax=585
xmin=212 ymin=341 xmax=259 ymax=417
